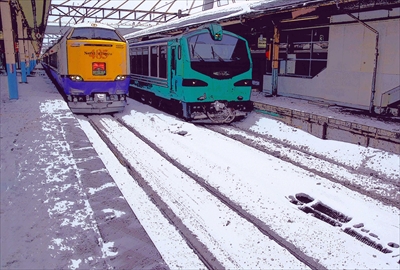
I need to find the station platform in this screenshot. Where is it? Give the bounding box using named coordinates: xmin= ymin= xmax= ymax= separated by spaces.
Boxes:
xmin=0 ymin=68 xmax=168 ymax=269
xmin=1 ymin=67 xmax=399 ymax=268
xmin=251 ymin=91 xmax=400 ymax=154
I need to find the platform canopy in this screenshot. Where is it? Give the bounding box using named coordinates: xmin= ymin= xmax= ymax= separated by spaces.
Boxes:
xmin=42 ymin=0 xmax=252 ymax=51
xmin=7 ymin=0 xmax=52 ymax=55
xmin=11 ymin=0 xmax=400 ymax=54
xmin=8 ymin=0 xmax=240 ymax=53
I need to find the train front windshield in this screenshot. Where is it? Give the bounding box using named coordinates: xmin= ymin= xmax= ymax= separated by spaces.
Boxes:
xmin=188 ymin=33 xmax=250 ymax=79
xmin=69 ymin=27 xmax=124 ymax=41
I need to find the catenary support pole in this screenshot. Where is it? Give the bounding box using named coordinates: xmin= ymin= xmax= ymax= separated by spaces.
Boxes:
xmin=17 ymin=10 xmax=27 ymax=83
xmin=271 ymin=24 xmax=280 ymax=96
xmin=23 ymin=25 xmax=30 ymax=74
xmin=0 ymin=1 xmax=18 ymax=99
xmin=347 ymin=13 xmax=379 ymax=114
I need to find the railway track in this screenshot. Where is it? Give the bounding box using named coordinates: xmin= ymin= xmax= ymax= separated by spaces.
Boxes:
xmin=77 ymin=102 xmax=399 ymax=269
xmin=87 ymin=114 xmax=318 ymax=269
xmin=204 ymin=124 xmax=400 ymax=209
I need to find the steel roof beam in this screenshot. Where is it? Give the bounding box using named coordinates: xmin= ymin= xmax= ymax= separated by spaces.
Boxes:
xmin=48 ymin=3 xmax=183 ymax=25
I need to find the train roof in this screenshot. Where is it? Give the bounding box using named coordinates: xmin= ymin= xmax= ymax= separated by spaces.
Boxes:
xmin=123 ymin=0 xmax=329 ymax=40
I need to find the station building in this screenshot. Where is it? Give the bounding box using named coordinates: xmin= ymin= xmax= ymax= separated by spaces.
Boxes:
xmin=221 ymin=0 xmax=400 ymax=116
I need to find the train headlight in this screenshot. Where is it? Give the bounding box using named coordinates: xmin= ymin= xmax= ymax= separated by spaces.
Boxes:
xmin=182 ymin=79 xmax=208 ymax=87
xmin=68 ymin=75 xmax=84 ymax=82
xmin=115 ymin=75 xmax=126 ymax=81
xmin=234 ymin=79 xmax=251 ymax=86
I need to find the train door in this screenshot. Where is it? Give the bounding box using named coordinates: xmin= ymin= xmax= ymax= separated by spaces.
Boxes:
xmin=170 ymin=46 xmax=177 ymax=94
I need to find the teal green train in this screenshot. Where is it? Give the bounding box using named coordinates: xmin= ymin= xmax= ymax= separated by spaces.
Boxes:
xmin=125 ymin=23 xmax=253 ymax=123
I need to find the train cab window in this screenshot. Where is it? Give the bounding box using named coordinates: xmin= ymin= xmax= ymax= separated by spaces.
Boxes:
xmin=188 ymin=33 xmax=249 ymax=63
xmin=69 ymin=27 xmax=123 ymax=41
xmin=188 ymin=33 xmax=250 ymax=78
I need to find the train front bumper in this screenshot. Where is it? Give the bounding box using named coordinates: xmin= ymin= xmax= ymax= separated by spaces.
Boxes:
xmin=68 ymin=93 xmax=127 ymax=114
xmin=68 ymin=100 xmax=127 ymax=114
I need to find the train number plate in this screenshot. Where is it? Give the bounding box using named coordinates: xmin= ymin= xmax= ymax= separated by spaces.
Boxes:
xmin=95 ymin=93 xmax=107 ymax=102
xmin=92 ymin=62 xmax=106 ymax=75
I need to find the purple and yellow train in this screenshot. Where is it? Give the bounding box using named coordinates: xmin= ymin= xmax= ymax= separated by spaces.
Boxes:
xmin=42 ymin=23 xmax=130 ymax=114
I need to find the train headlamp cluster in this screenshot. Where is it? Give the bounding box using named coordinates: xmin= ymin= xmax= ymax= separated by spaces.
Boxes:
xmin=182 ymin=79 xmax=208 ymax=87
xmin=68 ymin=75 xmax=84 ymax=82
xmin=234 ymin=79 xmax=252 ymax=86
xmin=206 ymin=23 xmax=223 ymax=41
xmin=115 ymin=75 xmax=126 ymax=81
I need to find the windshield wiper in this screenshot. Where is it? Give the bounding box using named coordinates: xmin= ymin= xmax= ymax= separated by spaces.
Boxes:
xmin=211 ymin=46 xmax=225 ymax=62
xmin=69 ymin=36 xmax=88 ymax=40
xmin=191 ymin=45 xmax=205 ymax=62
xmin=93 ymin=37 xmax=120 ymax=41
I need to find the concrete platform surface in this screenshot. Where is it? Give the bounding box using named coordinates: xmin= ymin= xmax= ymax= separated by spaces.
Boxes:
xmin=0 ymin=70 xmax=168 ymax=269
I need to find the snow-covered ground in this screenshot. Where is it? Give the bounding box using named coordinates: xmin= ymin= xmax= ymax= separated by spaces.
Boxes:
xmin=235 ymin=113 xmax=399 ymax=180
xmin=1 ymin=72 xmax=399 ymax=269
xmin=81 ymin=99 xmax=400 ymax=269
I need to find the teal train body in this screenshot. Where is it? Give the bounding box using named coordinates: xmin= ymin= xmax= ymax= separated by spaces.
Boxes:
xmin=126 ymin=23 xmax=253 ymax=123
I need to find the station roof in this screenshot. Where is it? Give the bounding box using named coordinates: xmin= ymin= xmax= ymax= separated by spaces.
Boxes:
xmin=9 ymin=0 xmax=400 ymax=54
xmin=11 ymin=0 xmax=51 ymax=54
xmin=124 ymin=0 xmax=400 ymax=40
xmin=12 ymin=0 xmax=212 ymax=52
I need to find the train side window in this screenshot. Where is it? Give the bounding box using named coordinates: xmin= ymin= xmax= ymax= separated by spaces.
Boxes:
xmin=217 ymin=0 xmax=229 ymax=7
xmin=142 ymin=47 xmax=149 ymax=76
xmin=159 ymin=46 xmax=167 ymax=79
xmin=136 ymin=47 xmax=143 ymax=75
xmin=50 ymin=53 xmax=58 ymax=69
xmin=151 ymin=46 xmax=158 ymax=77
xmin=130 ymin=48 xmax=138 ymax=74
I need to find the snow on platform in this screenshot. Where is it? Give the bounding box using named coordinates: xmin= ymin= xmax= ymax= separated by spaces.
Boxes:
xmin=1 ymin=67 xmax=399 ymax=269
xmin=251 ymin=91 xmax=400 ymax=154
xmin=0 ymin=69 xmax=168 ymax=269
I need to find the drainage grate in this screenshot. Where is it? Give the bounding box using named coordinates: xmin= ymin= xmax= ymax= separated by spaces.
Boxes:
xmin=299 ymin=205 xmax=342 ymax=227
xmin=343 ymin=228 xmax=393 ymax=254
xmin=295 ymin=193 xmax=314 ymax=204
xmin=287 ymin=192 xmax=399 ymax=256
xmin=311 ymin=202 xmax=352 ymax=223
